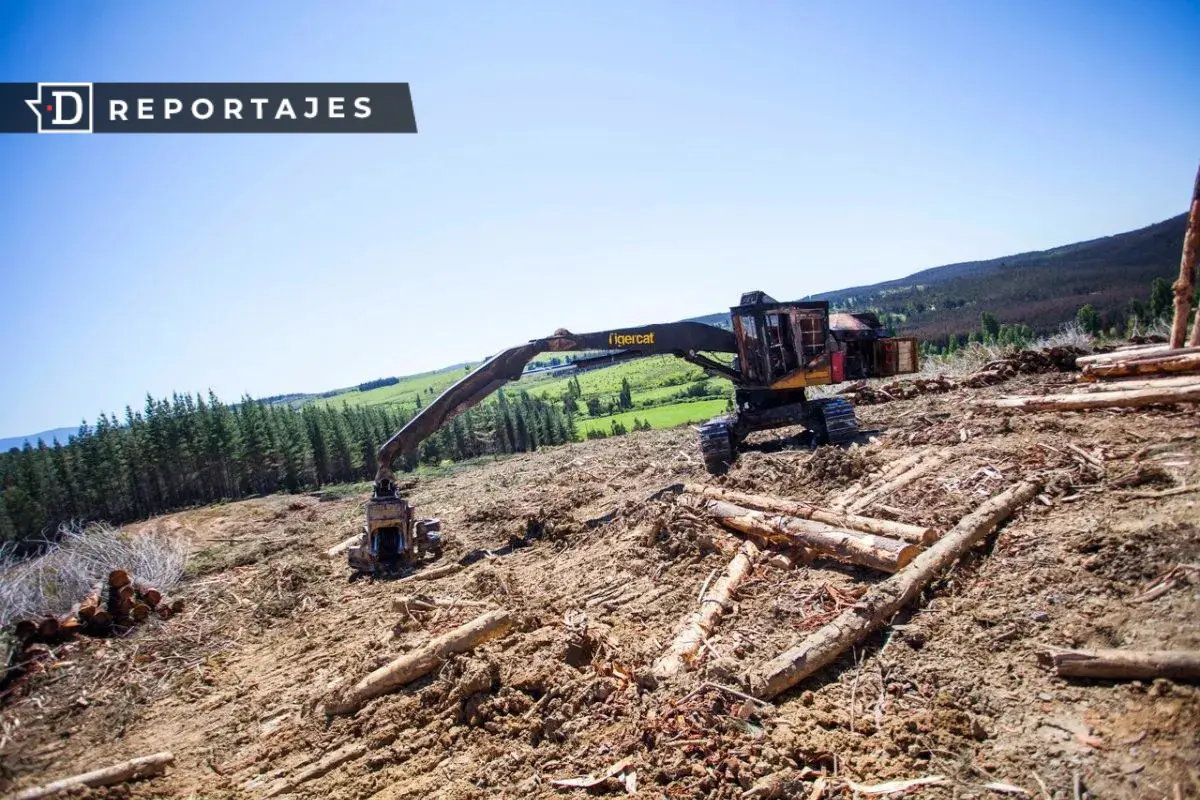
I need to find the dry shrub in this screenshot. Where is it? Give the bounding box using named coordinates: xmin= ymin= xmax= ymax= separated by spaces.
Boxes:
xmin=0 ymin=522 xmax=187 ymax=628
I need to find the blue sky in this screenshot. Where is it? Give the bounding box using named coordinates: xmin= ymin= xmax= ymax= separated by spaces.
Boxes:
xmin=0 ymin=0 xmax=1197 ymax=438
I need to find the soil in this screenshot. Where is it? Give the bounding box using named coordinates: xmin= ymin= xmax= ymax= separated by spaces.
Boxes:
xmin=2 ymin=373 xmax=1199 ymax=799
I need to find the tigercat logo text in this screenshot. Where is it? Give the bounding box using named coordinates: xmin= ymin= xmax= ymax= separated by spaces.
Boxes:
xmin=608 ymin=332 xmax=655 ymax=347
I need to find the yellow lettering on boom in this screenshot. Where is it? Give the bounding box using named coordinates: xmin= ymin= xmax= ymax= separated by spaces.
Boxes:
xmin=607 ymin=332 xmax=656 ymax=347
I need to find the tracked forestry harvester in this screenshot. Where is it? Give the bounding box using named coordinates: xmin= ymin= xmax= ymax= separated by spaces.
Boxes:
xmin=347 ymin=291 xmax=919 ymax=576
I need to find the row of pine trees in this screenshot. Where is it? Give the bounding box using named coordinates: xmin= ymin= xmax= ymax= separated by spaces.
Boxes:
xmin=0 ymin=389 xmax=573 ymax=551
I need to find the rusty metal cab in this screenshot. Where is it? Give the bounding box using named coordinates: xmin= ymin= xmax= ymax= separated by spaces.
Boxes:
xmin=347 ymin=492 xmax=442 ymax=575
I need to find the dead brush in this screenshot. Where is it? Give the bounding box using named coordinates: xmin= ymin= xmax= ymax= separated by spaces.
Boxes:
xmin=0 ymin=521 xmax=187 ymax=630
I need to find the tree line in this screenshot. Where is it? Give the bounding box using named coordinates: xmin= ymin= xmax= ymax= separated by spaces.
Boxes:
xmin=0 ymin=389 xmax=574 ymax=551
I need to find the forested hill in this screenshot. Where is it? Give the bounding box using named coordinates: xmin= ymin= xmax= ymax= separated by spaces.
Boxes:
xmin=805 ymin=213 xmax=1188 ymax=343
xmin=679 ymin=214 xmax=1186 ymax=343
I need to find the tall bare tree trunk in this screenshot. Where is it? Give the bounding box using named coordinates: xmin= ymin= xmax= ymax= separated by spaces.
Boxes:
xmin=1173 ymin=163 xmax=1200 ymax=347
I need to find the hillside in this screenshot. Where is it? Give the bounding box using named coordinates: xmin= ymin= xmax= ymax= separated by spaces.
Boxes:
xmin=807 ymin=213 xmax=1188 ymax=343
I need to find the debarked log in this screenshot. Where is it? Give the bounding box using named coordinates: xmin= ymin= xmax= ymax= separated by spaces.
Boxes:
xmin=8 ymin=751 xmax=174 ymax=800
xmin=995 ymin=384 xmax=1200 ymax=412
xmin=702 ymin=499 xmax=919 ymax=574
xmin=324 ymin=608 xmax=513 ymax=715
xmin=682 ymin=484 xmax=935 ymax=545
xmin=747 ymin=480 xmax=1041 ymax=700
xmin=652 ymin=540 xmax=760 ymax=680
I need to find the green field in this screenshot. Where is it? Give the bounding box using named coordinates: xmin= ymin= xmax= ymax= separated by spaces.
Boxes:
xmin=575 ymin=399 xmax=729 ymax=437
xmin=308 ymin=352 xmax=734 ymax=440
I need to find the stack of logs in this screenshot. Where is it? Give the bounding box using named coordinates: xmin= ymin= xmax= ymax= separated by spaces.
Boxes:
xmin=12 ymin=569 xmax=184 ymax=646
xmin=995 ymin=164 xmax=1200 ymax=414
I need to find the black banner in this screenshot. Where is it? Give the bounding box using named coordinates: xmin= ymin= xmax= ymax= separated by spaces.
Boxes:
xmin=0 ymin=82 xmax=418 ymax=134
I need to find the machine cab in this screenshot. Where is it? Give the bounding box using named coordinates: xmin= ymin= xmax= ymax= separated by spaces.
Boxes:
xmin=730 ymin=292 xmax=832 ymax=388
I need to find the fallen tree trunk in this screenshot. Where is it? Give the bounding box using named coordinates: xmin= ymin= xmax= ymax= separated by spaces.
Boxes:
xmin=108 ymin=569 xmax=131 ymax=588
xmin=847 ymin=453 xmax=950 ymax=514
xmin=702 ymin=500 xmax=919 ymax=574
xmin=1173 ymin=163 xmax=1200 ymax=348
xmin=153 ymin=596 xmax=185 ymax=619
xmin=652 ymin=540 xmax=760 ymax=680
xmin=996 ymin=384 xmax=1200 ymax=412
xmin=398 ymin=562 xmax=464 ymax=583
xmin=1044 ymin=648 xmax=1200 ymax=681
xmin=747 ymin=480 xmax=1041 ymax=700
xmin=682 ymin=484 xmax=935 ymax=545
xmin=1081 ymin=351 xmax=1200 ymax=381
xmin=829 ymin=451 xmax=925 ymax=512
xmin=325 ymin=534 xmax=361 ymax=559
xmin=325 ymin=608 xmax=513 ymax=715
xmin=8 ymin=751 xmax=174 ymax=800
xmin=1072 ymin=375 xmax=1200 ymax=393
xmin=391 ymin=595 xmax=492 ymax=612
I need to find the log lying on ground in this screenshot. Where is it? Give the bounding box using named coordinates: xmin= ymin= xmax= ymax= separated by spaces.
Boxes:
xmin=9 ymin=751 xmax=174 ymax=800
xmin=1072 ymin=375 xmax=1200 ymax=393
xmin=747 ymin=480 xmax=1041 ymax=700
xmin=325 ymin=608 xmax=513 ymax=715
xmin=154 ymin=596 xmax=185 ymax=619
xmin=829 ymin=451 xmax=926 ymax=512
xmin=398 ymin=562 xmax=464 ymax=583
xmin=995 ymin=384 xmax=1200 ymax=412
xmin=652 ymin=540 xmax=760 ymax=680
xmin=108 ymin=568 xmax=131 ymax=588
xmin=391 ymin=595 xmax=492 ymax=612
xmin=1081 ymin=351 xmax=1200 ymax=381
xmin=682 ymin=484 xmax=935 ymax=545
xmin=325 ymin=533 xmax=361 ymax=559
xmin=702 ymin=500 xmax=919 ymax=574
xmin=1074 ymin=343 xmax=1179 ymax=367
xmin=1044 ymin=648 xmax=1200 ymax=681
xmin=847 ymin=453 xmax=950 ymax=515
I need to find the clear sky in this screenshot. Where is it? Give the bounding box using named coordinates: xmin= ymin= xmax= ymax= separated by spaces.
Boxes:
xmin=0 ymin=0 xmax=1197 ymax=438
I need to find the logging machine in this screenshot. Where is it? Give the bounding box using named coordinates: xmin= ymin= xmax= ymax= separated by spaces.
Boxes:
xmin=347 ymin=291 xmax=919 ymax=576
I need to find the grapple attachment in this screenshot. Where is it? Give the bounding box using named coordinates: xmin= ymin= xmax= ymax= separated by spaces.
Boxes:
xmin=348 ymin=483 xmax=442 ymax=576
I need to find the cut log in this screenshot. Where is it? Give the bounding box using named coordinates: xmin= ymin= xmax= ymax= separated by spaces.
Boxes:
xmin=133 ymin=580 xmax=163 ymax=607
xmin=748 ymin=480 xmax=1040 ymax=700
xmin=14 ymin=620 xmax=37 ymax=640
xmin=391 ymin=595 xmax=492 ymax=612
xmin=88 ymin=608 xmax=112 ymax=628
xmin=1173 ymin=163 xmax=1200 ymax=348
xmin=829 ymin=451 xmax=925 ymax=511
xmin=1045 ymin=648 xmax=1200 ymax=681
xmin=325 ymin=533 xmax=361 ymax=559
xmin=108 ymin=569 xmax=131 ymax=588
xmin=702 ymin=500 xmax=919 ymax=574
xmin=36 ymin=617 xmax=60 ymax=639
xmin=1071 ymin=375 xmax=1200 ymax=393
xmin=682 ymin=484 xmax=935 ymax=545
xmin=130 ymin=603 xmax=152 ymax=623
xmin=1074 ymin=344 xmax=1177 ymax=367
xmin=652 ymin=540 xmax=760 ymax=680
xmin=261 ymin=742 xmax=367 ymax=798
xmin=78 ymin=581 xmax=106 ymax=621
xmin=324 ymin=608 xmax=513 ymax=715
xmin=398 ymin=562 xmax=463 ymax=583
xmin=847 ymin=453 xmax=950 ymax=514
xmin=8 ymin=751 xmax=174 ymax=800
xmin=153 ymin=596 xmax=185 ymax=619
xmin=996 ymin=384 xmax=1200 ymax=412
xmin=1081 ymin=352 xmax=1200 ymax=381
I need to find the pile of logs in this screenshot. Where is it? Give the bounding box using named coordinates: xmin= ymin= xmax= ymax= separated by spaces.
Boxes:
xmin=840 ymin=347 xmax=1084 ymax=406
xmin=11 ymin=569 xmax=184 ymax=646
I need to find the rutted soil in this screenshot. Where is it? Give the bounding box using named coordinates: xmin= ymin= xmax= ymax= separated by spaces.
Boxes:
xmin=2 ymin=374 xmax=1198 ymax=799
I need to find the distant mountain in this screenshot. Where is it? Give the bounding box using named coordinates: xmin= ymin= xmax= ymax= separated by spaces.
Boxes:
xmin=804 ymin=213 xmax=1187 ymax=343
xmin=0 ymin=427 xmax=78 ymax=452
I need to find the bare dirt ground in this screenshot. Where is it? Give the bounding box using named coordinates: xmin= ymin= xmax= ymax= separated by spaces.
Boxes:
xmin=2 ymin=373 xmax=1199 ymax=799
